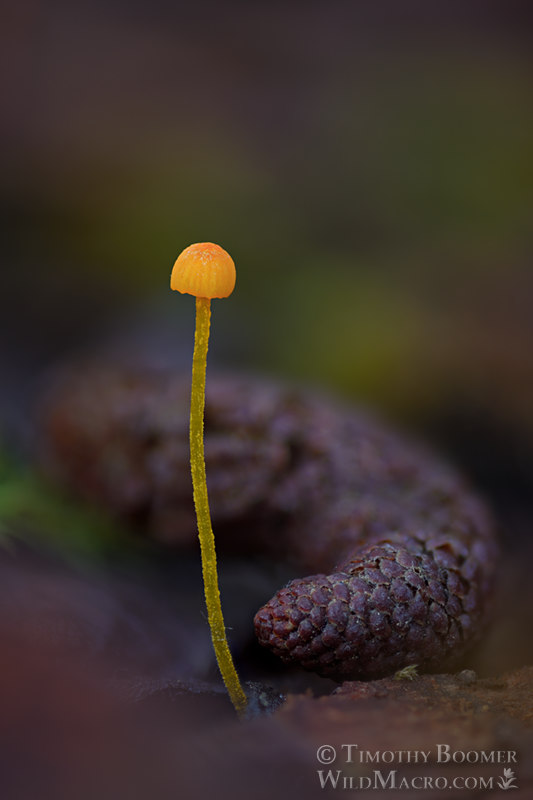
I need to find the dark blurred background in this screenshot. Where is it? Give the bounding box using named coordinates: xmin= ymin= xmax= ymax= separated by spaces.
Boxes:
xmin=2 ymin=0 xmax=532 ymax=459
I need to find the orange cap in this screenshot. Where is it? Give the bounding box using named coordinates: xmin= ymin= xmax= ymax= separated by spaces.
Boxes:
xmin=171 ymin=242 xmax=236 ymax=299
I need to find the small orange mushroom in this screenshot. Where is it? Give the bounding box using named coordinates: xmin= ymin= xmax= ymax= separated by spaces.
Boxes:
xmin=170 ymin=242 xmax=246 ymax=718
xmin=171 ymin=242 xmax=236 ymax=299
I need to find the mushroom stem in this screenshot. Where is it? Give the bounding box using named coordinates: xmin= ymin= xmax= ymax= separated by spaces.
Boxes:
xmin=190 ymin=296 xmax=248 ymax=718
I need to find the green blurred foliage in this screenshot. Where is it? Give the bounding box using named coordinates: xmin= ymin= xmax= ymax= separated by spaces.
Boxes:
xmin=0 ymin=447 xmax=131 ymax=560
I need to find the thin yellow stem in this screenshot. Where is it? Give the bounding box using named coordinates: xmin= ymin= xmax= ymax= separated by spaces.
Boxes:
xmin=190 ymin=296 xmax=248 ymax=718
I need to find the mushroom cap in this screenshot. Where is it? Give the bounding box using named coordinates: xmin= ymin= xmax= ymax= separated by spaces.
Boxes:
xmin=171 ymin=242 xmax=236 ymax=299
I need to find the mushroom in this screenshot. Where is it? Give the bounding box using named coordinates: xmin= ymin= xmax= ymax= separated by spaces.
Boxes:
xmin=170 ymin=242 xmax=247 ymax=718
